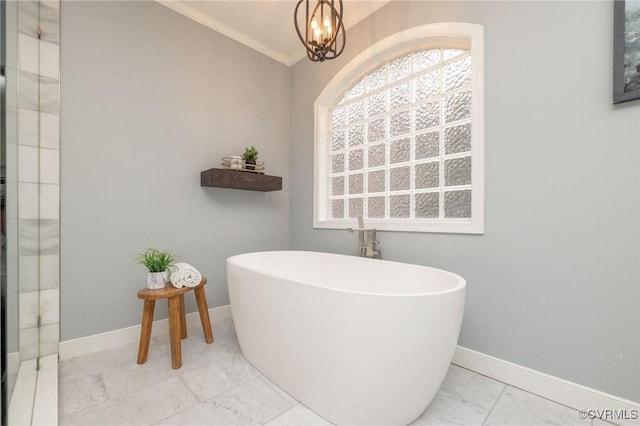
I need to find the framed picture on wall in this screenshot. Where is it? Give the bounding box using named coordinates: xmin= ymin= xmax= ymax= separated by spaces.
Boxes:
xmin=614 ymin=0 xmax=640 ymax=103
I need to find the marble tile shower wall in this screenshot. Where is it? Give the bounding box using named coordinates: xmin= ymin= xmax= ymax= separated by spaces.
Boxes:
xmin=16 ymin=0 xmax=60 ymax=360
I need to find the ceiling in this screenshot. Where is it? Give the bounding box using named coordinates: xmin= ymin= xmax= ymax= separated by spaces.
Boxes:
xmin=156 ymin=0 xmax=391 ymax=66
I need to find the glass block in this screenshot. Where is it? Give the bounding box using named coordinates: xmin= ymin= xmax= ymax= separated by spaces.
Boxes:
xmin=345 ymin=77 xmax=365 ymax=100
xmin=444 ymin=91 xmax=471 ymax=123
xmin=367 ymin=144 xmax=385 ymax=168
xmin=331 ymin=153 xmax=344 ymax=173
xmin=368 ymin=196 xmax=385 ymax=218
xmin=444 ymin=190 xmax=471 ymax=218
xmin=331 ymin=130 xmax=345 ymax=152
xmin=367 ymin=118 xmax=386 ymax=142
xmin=444 ymin=123 xmax=471 ymax=154
xmin=415 ymin=132 xmax=439 ymax=159
xmin=367 ymin=92 xmax=386 ymax=117
xmin=331 ymin=107 xmax=345 ymax=129
xmin=414 ymin=70 xmax=440 ymax=101
xmin=444 ymin=55 xmax=471 ymax=92
xmin=348 ymin=149 xmax=363 ymax=171
xmin=348 ymin=173 xmax=364 ymax=194
xmin=390 ymin=166 xmax=410 ymax=191
xmin=413 ymin=49 xmax=440 ymax=72
xmin=415 ymin=162 xmax=439 ymax=189
xmin=415 ymin=192 xmax=439 ymax=218
xmin=390 ymin=82 xmax=411 ymax=109
xmin=367 ymin=66 xmax=386 ymax=92
xmin=390 ymin=110 xmax=410 ymax=136
xmin=331 ymin=199 xmax=344 ymax=219
xmin=390 ymin=194 xmax=410 ymax=218
xmin=348 ymin=197 xmax=364 ymax=218
xmin=444 ymin=156 xmax=471 ymax=186
xmin=388 ymin=54 xmax=412 ymax=83
xmin=415 ymin=102 xmax=439 ymax=131
xmin=443 ymin=48 xmax=467 ymax=60
xmin=367 ymin=169 xmax=385 ymax=193
xmin=348 ymin=101 xmax=365 ymax=123
xmin=390 ymin=138 xmax=410 ymax=164
xmin=348 ymin=125 xmax=364 ymax=147
xmin=332 ymin=176 xmax=344 ymax=196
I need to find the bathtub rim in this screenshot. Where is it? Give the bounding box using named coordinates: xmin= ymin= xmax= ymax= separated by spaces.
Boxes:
xmin=226 ymin=250 xmax=466 ymax=298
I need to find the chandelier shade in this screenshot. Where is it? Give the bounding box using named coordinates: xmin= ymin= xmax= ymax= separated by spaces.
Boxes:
xmin=294 ymin=0 xmax=346 ymax=62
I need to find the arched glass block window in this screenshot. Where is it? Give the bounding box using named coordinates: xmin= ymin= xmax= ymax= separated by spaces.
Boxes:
xmin=314 ymin=23 xmax=484 ymax=233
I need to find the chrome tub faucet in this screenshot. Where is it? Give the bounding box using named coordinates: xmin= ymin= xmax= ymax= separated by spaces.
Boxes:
xmin=347 ymin=216 xmax=381 ymax=259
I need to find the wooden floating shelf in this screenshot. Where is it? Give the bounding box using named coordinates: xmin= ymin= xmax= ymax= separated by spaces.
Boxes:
xmin=200 ymin=168 xmax=282 ymax=192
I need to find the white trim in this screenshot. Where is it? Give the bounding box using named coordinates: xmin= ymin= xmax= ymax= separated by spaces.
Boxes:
xmin=453 ymin=346 xmax=640 ymax=426
xmin=314 ymin=23 xmax=484 ymax=234
xmin=7 ymin=355 xmax=58 ymax=425
xmin=9 ymin=359 xmax=37 ymax=426
xmin=32 ymin=353 xmax=58 ymax=426
xmin=59 ymin=305 xmax=232 ymax=361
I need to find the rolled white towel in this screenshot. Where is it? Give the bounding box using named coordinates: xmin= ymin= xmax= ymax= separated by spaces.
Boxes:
xmin=168 ymin=263 xmax=202 ymax=289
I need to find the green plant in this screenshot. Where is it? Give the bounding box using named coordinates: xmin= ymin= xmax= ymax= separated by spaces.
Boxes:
xmin=241 ymin=146 xmax=259 ymax=163
xmin=136 ymin=248 xmax=177 ymax=273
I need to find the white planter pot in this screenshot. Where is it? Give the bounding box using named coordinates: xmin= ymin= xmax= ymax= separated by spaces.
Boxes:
xmin=147 ymin=271 xmax=169 ymax=289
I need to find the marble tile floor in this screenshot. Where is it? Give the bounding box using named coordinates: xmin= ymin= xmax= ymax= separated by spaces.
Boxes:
xmin=59 ymin=319 xmax=611 ymax=426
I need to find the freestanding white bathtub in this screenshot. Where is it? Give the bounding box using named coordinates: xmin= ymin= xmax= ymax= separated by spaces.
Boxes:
xmin=226 ymin=251 xmax=466 ymax=426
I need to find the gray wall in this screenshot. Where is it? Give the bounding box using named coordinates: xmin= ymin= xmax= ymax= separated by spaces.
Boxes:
xmin=289 ymin=1 xmax=640 ymax=401
xmin=60 ymin=1 xmax=290 ymax=340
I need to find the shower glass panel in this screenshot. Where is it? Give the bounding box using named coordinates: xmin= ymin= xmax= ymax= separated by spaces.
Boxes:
xmin=2 ymin=0 xmax=60 ymax=424
xmin=2 ymin=0 xmax=25 ymax=422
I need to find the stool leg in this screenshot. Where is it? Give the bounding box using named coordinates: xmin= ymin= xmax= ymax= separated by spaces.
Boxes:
xmin=168 ymin=296 xmax=182 ymax=369
xmin=179 ymin=295 xmax=187 ymax=339
xmin=137 ymin=300 xmax=155 ymax=364
xmin=194 ymin=285 xmax=214 ymax=344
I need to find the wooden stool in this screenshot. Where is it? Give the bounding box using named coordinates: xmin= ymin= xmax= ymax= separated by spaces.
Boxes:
xmin=137 ymin=277 xmax=214 ymax=369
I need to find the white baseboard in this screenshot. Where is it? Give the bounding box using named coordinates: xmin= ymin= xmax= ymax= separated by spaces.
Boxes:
xmin=59 ymin=304 xmax=232 ymax=361
xmin=453 ymin=346 xmax=640 ymax=426
xmin=59 ymin=304 xmax=638 ymax=426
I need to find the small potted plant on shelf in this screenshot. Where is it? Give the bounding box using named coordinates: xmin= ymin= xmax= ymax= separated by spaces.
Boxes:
xmin=137 ymin=248 xmax=177 ymax=289
xmin=242 ymin=146 xmax=259 ymax=170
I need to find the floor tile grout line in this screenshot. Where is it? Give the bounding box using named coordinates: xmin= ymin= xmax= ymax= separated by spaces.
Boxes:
xmin=261 ymin=403 xmax=300 ymax=426
xmin=451 ymin=362 xmax=508 ymax=386
xmin=149 ymin=379 xmax=201 ymax=426
xmin=257 ymin=375 xmax=300 ymax=406
xmin=259 ymin=399 xmax=298 ymax=426
xmin=439 ymin=382 xmax=503 ymax=415
xmin=194 ymin=374 xmax=293 ymax=425
xmin=500 ymin=382 xmax=596 ymax=418
xmin=452 ymin=363 xmax=599 ymax=419
xmin=481 ymin=382 xmax=508 ymax=426
xmin=193 ymin=368 xmax=264 ymax=406
xmin=177 ymin=372 xmax=201 ymax=404
xmin=257 ymin=375 xmax=300 ymax=422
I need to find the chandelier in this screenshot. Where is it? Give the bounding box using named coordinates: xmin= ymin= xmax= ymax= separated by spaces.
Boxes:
xmin=294 ymin=0 xmax=346 ymax=62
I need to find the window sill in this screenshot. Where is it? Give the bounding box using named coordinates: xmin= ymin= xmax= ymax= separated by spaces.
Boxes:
xmin=313 ymin=219 xmax=484 ymax=234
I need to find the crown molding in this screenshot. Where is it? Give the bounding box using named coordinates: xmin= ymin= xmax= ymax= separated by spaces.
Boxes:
xmin=156 ymin=0 xmax=391 ymax=67
xmin=156 ymin=0 xmax=295 ymax=66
